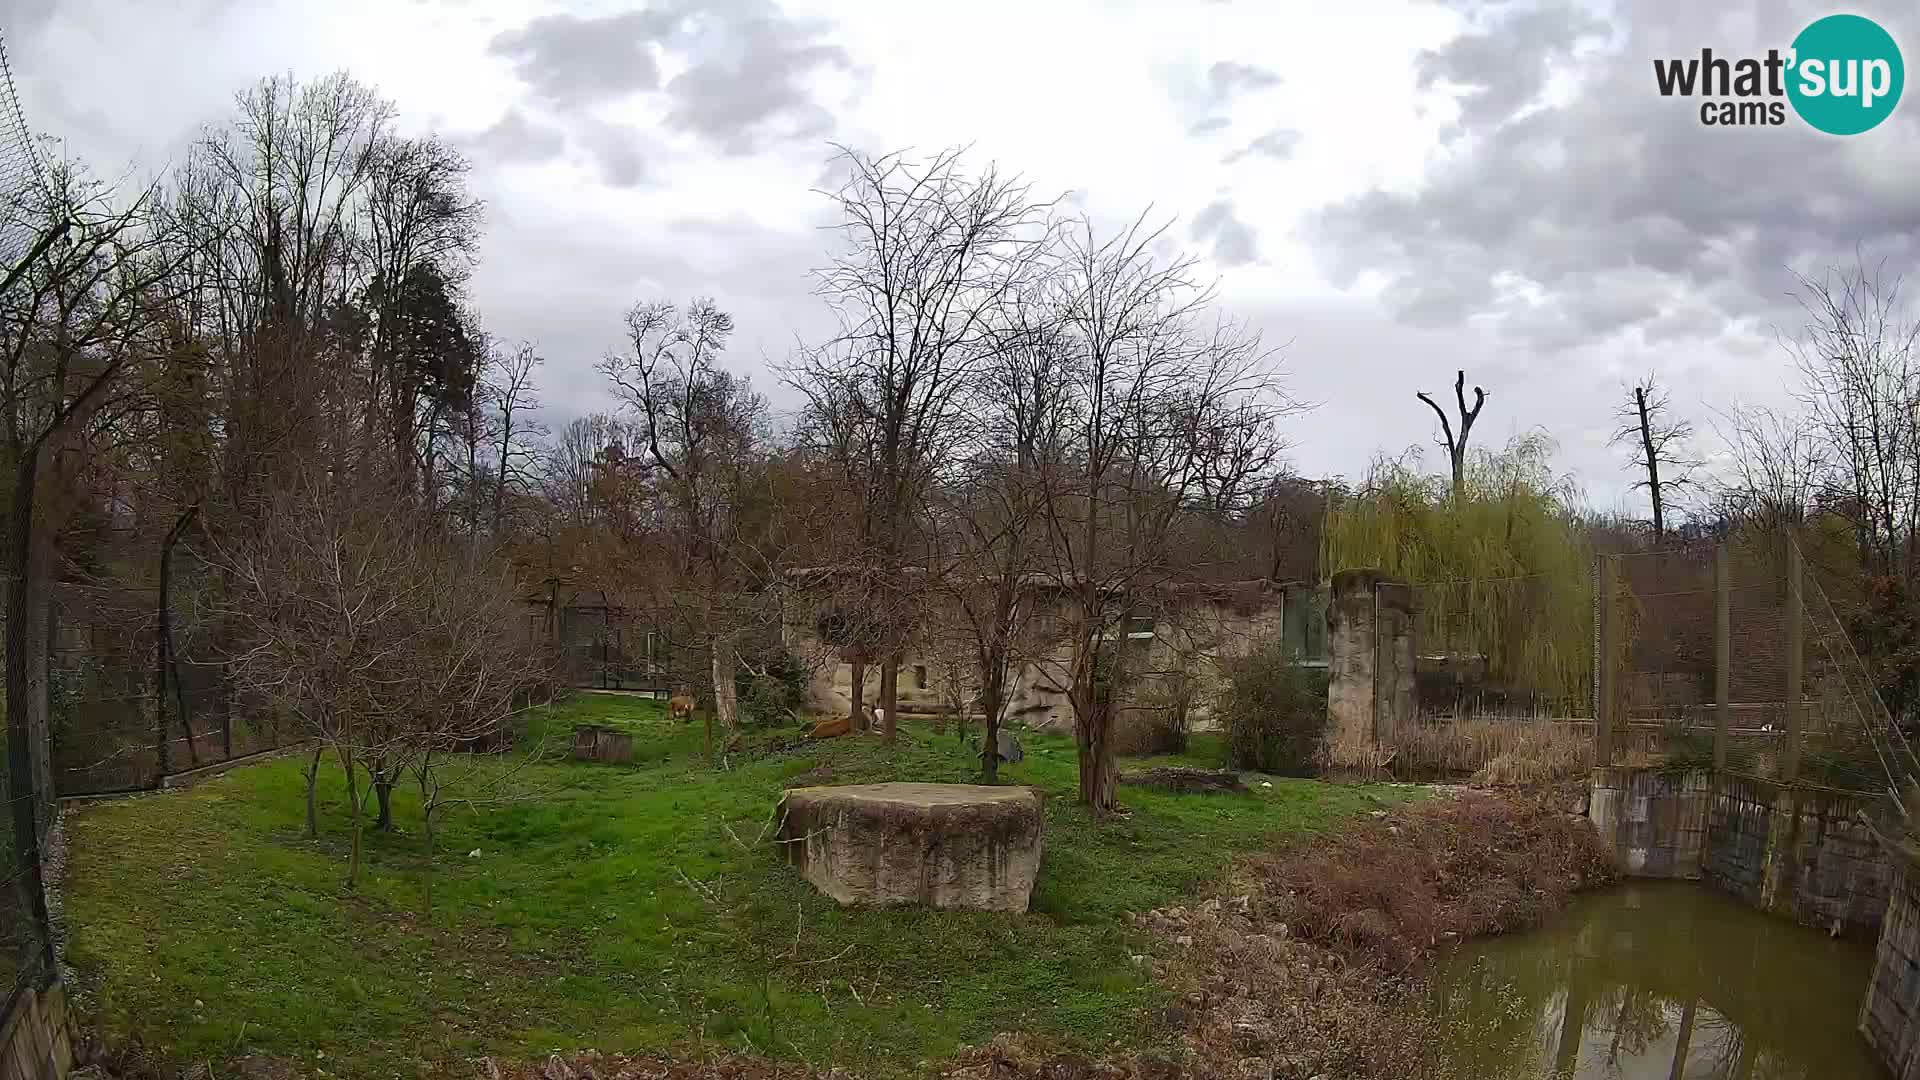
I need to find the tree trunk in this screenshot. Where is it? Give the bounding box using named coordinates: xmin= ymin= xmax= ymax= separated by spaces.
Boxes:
xmin=848 ymin=655 xmax=867 ymax=730
xmin=710 ymin=633 xmax=739 ymax=735
xmin=981 ymin=676 xmax=1004 ymax=783
xmin=418 ymin=756 xmax=437 ymax=911
xmin=1076 ymin=702 xmax=1116 ymax=810
xmin=304 ymin=747 xmax=323 ymax=839
xmin=879 ymin=659 xmax=899 ymax=743
xmin=343 ymin=745 xmax=364 ymax=888
xmin=1636 ymin=386 xmax=1665 ymax=538
xmin=372 ymin=758 xmax=396 ymax=831
xmin=3 ymin=449 xmax=57 ymax=975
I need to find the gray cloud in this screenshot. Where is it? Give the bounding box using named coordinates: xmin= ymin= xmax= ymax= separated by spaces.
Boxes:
xmin=488 ymin=10 xmax=671 ymax=105
xmin=464 ymin=108 xmax=567 ymax=164
xmin=1414 ymin=0 xmax=1608 ymax=133
xmin=1311 ymin=0 xmax=1920 ymax=351
xmin=582 ymin=123 xmax=650 ymax=187
xmin=660 ymin=9 xmax=853 ymax=154
xmin=489 ymin=0 xmax=857 ymax=156
xmin=468 ymin=207 xmax=834 ymax=426
xmin=1206 ymin=61 xmax=1283 ymax=104
xmin=1187 ymin=115 xmax=1230 ymax=137
xmin=1223 ymin=127 xmax=1300 ymax=164
xmin=1192 ymin=198 xmax=1260 ymax=266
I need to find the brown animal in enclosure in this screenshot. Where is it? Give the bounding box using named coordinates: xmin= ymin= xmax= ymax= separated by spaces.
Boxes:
xmin=669 ymin=691 xmax=696 ymax=722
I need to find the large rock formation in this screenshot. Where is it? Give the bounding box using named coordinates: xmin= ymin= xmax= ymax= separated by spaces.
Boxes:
xmin=773 ymin=782 xmax=1044 ymax=912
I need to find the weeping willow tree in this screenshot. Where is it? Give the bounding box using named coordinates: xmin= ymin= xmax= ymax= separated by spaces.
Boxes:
xmin=1323 ymin=433 xmax=1593 ymax=703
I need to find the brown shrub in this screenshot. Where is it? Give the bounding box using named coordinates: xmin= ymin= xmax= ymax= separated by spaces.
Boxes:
xmin=1375 ymin=718 xmax=1592 ymax=784
xmin=1242 ymin=790 xmax=1616 ymax=971
xmin=1113 ymin=706 xmax=1189 ymax=757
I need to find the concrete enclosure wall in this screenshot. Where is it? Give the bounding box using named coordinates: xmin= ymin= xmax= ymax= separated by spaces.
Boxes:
xmin=1588 ymin=766 xmax=1888 ymax=937
xmin=0 ymin=980 xmax=74 ymax=1080
xmin=1325 ymin=569 xmax=1416 ymax=757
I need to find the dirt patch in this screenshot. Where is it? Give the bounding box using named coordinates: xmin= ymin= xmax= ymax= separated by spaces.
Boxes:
xmin=482 ymin=1052 xmax=818 ymax=1080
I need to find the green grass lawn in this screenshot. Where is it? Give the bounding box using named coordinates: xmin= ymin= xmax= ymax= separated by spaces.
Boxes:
xmin=63 ymin=695 xmax=1407 ymax=1078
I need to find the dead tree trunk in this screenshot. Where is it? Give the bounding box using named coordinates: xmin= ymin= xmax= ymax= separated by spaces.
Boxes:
xmin=710 ymin=632 xmax=740 ymax=735
xmin=1634 ymin=385 xmax=1666 ymax=538
xmin=1416 ymin=369 xmax=1487 ymax=502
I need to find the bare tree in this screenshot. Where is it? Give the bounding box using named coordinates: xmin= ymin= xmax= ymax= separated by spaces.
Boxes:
xmin=795 ymin=146 xmax=1056 ymax=742
xmin=1787 ymin=259 xmax=1920 ymax=583
xmin=487 ymin=341 xmax=544 ymax=535
xmin=928 ymin=288 xmax=1069 ymax=779
xmin=599 ymin=298 xmax=771 ymax=739
xmin=1417 ymin=369 xmax=1487 ymax=501
xmin=1 ymin=159 xmax=181 ymax=834
xmin=1610 ymin=374 xmax=1699 ymax=539
xmin=1034 ymin=215 xmax=1294 ymax=811
xmin=1708 ymin=402 xmax=1824 ymax=535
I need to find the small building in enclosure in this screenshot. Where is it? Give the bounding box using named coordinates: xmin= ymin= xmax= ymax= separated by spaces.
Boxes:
xmin=781 ymin=572 xmax=1327 ymax=731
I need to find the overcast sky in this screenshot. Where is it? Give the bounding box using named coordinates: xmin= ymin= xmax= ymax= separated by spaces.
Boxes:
xmin=5 ymin=0 xmax=1918 ymax=513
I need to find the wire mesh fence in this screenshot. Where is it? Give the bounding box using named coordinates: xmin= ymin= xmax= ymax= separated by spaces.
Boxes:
xmin=550 ymin=605 xmax=703 ymax=694
xmin=0 ymin=24 xmax=60 ymax=1019
xmin=1353 ymin=530 xmax=1915 ymax=796
xmin=1597 ymin=537 xmax=1915 ymax=796
xmin=45 ymin=582 xmax=286 ymax=796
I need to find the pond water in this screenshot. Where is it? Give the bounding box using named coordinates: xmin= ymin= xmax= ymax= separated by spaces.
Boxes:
xmin=1427 ymin=881 xmax=1886 ymax=1079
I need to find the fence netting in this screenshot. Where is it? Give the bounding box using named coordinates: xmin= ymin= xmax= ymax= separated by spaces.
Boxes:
xmin=0 ymin=25 xmax=59 ymax=1016
xmin=47 ymin=581 xmax=283 ymax=795
xmin=1604 ymin=537 xmax=1914 ymax=795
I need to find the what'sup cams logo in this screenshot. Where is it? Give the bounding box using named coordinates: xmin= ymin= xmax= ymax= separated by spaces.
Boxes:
xmin=1654 ymin=13 xmax=1903 ymax=133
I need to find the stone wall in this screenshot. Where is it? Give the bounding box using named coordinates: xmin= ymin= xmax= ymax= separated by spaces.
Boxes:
xmin=788 ymin=584 xmax=1291 ymax=731
xmin=1861 ymin=838 xmax=1920 ymax=1079
xmin=0 ymin=980 xmax=74 ymax=1080
xmin=1703 ymin=773 xmax=1888 ymax=935
xmin=1588 ymin=766 xmax=1710 ymax=878
xmin=1587 ymin=766 xmax=1888 ymax=937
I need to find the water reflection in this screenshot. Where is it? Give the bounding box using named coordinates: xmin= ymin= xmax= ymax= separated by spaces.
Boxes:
xmin=1427 ymin=881 xmax=1885 ymax=1079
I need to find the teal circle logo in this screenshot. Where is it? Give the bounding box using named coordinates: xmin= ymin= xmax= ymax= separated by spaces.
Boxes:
xmin=1788 ymin=14 xmax=1904 ymax=134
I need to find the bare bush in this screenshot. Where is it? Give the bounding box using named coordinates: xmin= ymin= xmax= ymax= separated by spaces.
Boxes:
xmin=207 ymin=466 xmax=546 ymax=885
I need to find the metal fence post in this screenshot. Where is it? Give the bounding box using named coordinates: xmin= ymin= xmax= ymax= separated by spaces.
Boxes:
xmin=1715 ymin=542 xmax=1731 ymax=771
xmin=1597 ymin=554 xmax=1617 ymax=765
xmin=1785 ymin=539 xmax=1804 ymax=783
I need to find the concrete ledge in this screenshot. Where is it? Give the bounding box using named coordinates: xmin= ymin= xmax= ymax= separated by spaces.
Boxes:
xmin=774 ymin=783 xmax=1044 ymax=911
